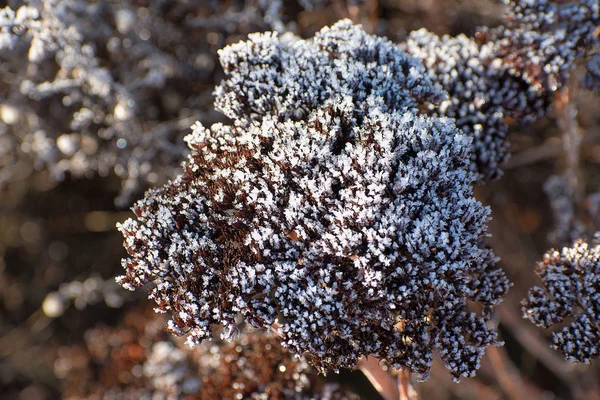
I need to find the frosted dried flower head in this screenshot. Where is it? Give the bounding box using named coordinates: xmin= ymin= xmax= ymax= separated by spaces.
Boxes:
xmin=56 ymin=306 xmax=357 ymax=400
xmin=404 ymin=0 xmax=600 ymax=182
xmin=118 ymin=21 xmax=510 ymax=382
xmin=404 ymin=30 xmax=546 ymax=182
xmin=494 ymin=0 xmax=599 ymax=93
xmin=522 ymin=235 xmax=600 ymax=363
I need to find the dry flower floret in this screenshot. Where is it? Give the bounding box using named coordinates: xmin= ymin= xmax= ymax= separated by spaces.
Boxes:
xmin=522 ymin=235 xmax=600 ymax=363
xmin=118 ymin=21 xmax=510 ymax=382
xmin=492 ymin=0 xmax=599 ymax=96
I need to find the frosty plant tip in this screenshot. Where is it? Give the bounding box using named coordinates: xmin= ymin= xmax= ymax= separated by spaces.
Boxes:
xmin=523 ymin=235 xmax=600 ymax=364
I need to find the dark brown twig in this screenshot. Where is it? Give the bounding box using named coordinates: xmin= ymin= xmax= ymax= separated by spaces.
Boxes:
xmin=397 ymin=369 xmax=417 ymax=400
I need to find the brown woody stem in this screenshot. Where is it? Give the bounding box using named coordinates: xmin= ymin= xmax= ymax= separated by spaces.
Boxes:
xmin=556 ymin=87 xmax=584 ymax=202
xmin=398 ymin=369 xmax=418 ymax=400
xmin=358 ymin=356 xmax=405 ymax=400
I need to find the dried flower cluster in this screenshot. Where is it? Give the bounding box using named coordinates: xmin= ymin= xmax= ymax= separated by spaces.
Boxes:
xmin=492 ymin=0 xmax=599 ymax=96
xmin=522 ymin=236 xmax=600 ymax=363
xmin=404 ymin=0 xmax=600 ymax=181
xmin=56 ymin=306 xmax=356 ymax=400
xmin=404 ymin=30 xmax=543 ymax=182
xmin=0 ymin=0 xmax=285 ymax=205
xmin=213 ymin=21 xmax=444 ymax=122
xmin=118 ymin=20 xmax=511 ymax=381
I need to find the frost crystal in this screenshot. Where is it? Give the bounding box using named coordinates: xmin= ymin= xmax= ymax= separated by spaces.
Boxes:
xmin=492 ymin=0 xmax=599 ymax=95
xmin=118 ymin=21 xmax=510 ymax=381
xmin=214 ymin=20 xmax=444 ymax=121
xmin=522 ymin=236 xmax=600 ymax=363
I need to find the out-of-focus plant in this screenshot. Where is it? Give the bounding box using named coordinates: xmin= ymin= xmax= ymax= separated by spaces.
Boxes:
xmin=0 ymin=0 xmax=290 ymax=206
xmin=56 ymin=305 xmax=358 ymax=400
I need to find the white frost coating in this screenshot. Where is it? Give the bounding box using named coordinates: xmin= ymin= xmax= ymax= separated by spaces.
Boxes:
xmin=214 ymin=19 xmax=445 ymax=122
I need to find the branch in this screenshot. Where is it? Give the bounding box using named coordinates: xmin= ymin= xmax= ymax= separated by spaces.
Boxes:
xmin=498 ymin=304 xmax=574 ymax=381
xmin=428 ymin=360 xmax=504 ymax=400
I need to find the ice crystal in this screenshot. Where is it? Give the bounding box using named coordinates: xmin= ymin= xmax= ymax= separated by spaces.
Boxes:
xmin=493 ymin=0 xmax=599 ymax=95
xmin=214 ymin=20 xmax=444 ymax=122
xmin=522 ymin=235 xmax=600 ymax=363
xmin=404 ymin=30 xmax=544 ymax=182
xmin=118 ymin=21 xmax=510 ymax=381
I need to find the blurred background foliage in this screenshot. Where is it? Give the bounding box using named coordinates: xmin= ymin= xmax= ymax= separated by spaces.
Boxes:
xmin=0 ymin=0 xmax=599 ymax=399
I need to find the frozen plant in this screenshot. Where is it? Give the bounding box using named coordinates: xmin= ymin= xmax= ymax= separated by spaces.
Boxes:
xmin=118 ymin=21 xmax=511 ymax=382
xmin=404 ymin=30 xmax=545 ymax=182
xmin=522 ymin=235 xmax=600 ymax=363
xmin=214 ymin=20 xmax=444 ymax=123
xmin=490 ymin=0 xmax=599 ymax=96
xmin=404 ymin=0 xmax=600 ymax=182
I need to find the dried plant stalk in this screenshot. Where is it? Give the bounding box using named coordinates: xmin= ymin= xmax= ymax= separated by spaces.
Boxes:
xmin=556 ymin=87 xmax=584 ymax=202
xmin=398 ymin=369 xmax=418 ymax=400
xmin=358 ymin=357 xmax=401 ymax=400
xmin=486 ymin=346 xmax=545 ymax=400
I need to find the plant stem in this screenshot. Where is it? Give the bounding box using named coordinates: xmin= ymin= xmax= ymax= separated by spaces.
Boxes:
xmin=358 ymin=356 xmax=403 ymax=400
xmin=556 ymin=87 xmax=584 ymax=203
xmin=486 ymin=346 xmax=544 ymax=400
xmin=398 ymin=369 xmax=418 ymax=400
